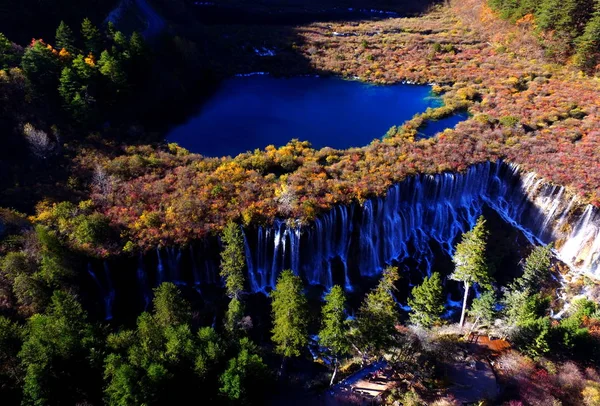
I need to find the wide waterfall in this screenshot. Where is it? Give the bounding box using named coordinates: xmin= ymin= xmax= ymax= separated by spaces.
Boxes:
xmin=87 ymin=262 xmax=115 ymax=320
xmin=89 ymin=160 xmax=600 ymax=318
xmin=243 ymin=160 xmax=600 ymax=293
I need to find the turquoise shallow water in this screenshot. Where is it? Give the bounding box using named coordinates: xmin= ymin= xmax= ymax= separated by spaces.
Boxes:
xmin=166 ymin=75 xmax=465 ymax=157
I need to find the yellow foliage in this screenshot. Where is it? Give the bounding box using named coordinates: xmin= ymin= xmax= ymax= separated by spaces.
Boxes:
xmin=431 ymin=84 xmax=444 ymax=94
xmin=123 ymin=241 xmax=136 ymax=253
xmin=583 ymin=382 xmax=600 ymax=406
xmin=85 ymin=53 xmax=96 ymax=67
xmin=241 ymin=204 xmax=258 ymax=226
xmin=504 ymin=76 xmax=520 ymax=87
xmin=456 ymin=86 xmax=478 ymax=100
xmin=78 ymin=200 xmax=94 ymax=211
xmin=58 ymin=48 xmax=71 ymax=59
xmin=164 ymin=206 xmax=176 ymax=223
xmin=167 ymin=143 xmax=189 ymax=156
xmin=274 ymin=182 xmax=289 ymax=199
xmin=135 ymin=211 xmax=162 ymax=230
xmin=32 ymin=200 xmax=54 ymax=223
xmin=479 ymin=4 xmax=497 ymax=23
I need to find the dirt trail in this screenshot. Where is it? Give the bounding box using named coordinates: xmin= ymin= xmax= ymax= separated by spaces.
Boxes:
xmin=447 ymin=358 xmax=497 ymax=404
xmin=446 ymin=335 xmax=508 ymax=403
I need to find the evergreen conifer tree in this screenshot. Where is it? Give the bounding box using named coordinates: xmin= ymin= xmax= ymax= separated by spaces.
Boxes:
xmin=0 ymin=33 xmax=20 ymax=69
xmin=575 ymin=2 xmax=600 ymax=69
xmin=468 ymin=290 xmax=496 ymax=332
xmin=520 ymin=244 xmax=552 ymax=289
xmin=81 ymin=18 xmax=102 ymax=55
xmin=355 ymin=266 xmax=400 ymax=355
xmin=219 ymin=337 xmax=268 ymax=403
xmin=55 ymin=21 xmax=76 ymax=53
xmin=450 ymin=216 xmax=491 ymax=328
xmin=271 ymin=270 xmax=308 ymax=371
xmin=319 ymin=285 xmax=349 ymax=385
xmin=220 ymin=222 xmax=246 ymax=299
xmin=408 ymin=272 xmax=445 ymax=328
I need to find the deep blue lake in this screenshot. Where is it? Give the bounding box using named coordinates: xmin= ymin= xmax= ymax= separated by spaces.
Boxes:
xmin=167 ymin=75 xmax=466 ymax=157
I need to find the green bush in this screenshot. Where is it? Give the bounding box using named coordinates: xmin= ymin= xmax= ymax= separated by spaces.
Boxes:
xmin=499 ymin=115 xmax=521 ymax=128
xmin=73 ymin=213 xmax=110 ymax=245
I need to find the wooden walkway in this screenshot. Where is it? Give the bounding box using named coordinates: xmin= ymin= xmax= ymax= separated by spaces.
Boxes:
xmin=329 ymin=361 xmax=394 ymax=402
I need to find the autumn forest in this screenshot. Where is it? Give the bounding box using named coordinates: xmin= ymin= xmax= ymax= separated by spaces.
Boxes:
xmin=1 ymin=0 xmax=600 ymax=405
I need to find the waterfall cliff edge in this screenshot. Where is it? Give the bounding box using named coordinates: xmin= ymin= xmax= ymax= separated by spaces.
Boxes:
xmin=240 ymin=160 xmax=600 ymax=292
xmin=95 ymin=160 xmax=600 ymax=318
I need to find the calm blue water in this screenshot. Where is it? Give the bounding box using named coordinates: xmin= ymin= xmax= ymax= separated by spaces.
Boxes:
xmin=167 ymin=76 xmax=465 ymax=157
xmin=418 ymin=111 xmax=469 ymax=139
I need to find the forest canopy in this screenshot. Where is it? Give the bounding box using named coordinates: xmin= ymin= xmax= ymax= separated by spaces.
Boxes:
xmin=1 ymin=0 xmax=600 ymax=405
xmin=488 ymin=0 xmax=600 ymax=69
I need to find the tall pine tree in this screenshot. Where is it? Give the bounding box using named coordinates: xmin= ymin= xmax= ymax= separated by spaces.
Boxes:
xmin=219 ymin=337 xmax=268 ymax=403
xmin=271 ymin=270 xmax=308 ymax=371
xmin=355 ymin=266 xmax=400 ymax=356
xmin=319 ymin=285 xmax=349 ymax=386
xmin=19 ymin=291 xmax=98 ymax=406
xmin=220 ymin=222 xmax=248 ymax=338
xmin=220 ymin=222 xmax=245 ymax=299
xmin=408 ymin=272 xmax=445 ymax=328
xmin=21 ymin=40 xmax=61 ymax=95
xmin=575 ymin=2 xmax=600 ymax=70
xmin=55 ymin=21 xmax=75 ymax=53
xmin=0 ymin=33 xmax=20 ymax=69
xmin=81 ymin=18 xmax=102 ymax=55
xmin=520 ymin=244 xmax=553 ymax=289
xmin=98 ymin=50 xmax=127 ymax=101
xmin=451 ymin=216 xmax=491 ymax=328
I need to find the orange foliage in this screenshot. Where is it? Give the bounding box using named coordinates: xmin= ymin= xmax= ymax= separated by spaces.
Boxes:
xmin=58 ymin=48 xmax=71 ymax=59
xmin=41 ymin=1 xmax=600 ymax=254
xmin=516 ymin=13 xmax=535 ymax=26
xmin=84 ymin=53 xmax=95 ymax=66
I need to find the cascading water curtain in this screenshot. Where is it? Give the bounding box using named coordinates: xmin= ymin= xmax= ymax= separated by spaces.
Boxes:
xmin=110 ymin=160 xmax=599 ymax=302
xmin=243 ymin=160 xmax=600 ymax=293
